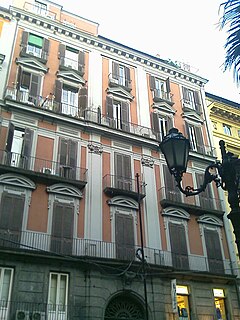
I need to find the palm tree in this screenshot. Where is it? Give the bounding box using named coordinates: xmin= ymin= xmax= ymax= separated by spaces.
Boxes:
xmin=220 ymin=0 xmax=240 ymax=85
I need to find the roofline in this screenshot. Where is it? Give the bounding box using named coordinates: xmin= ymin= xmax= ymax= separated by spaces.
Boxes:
xmin=206 ymin=92 xmax=239 ymax=109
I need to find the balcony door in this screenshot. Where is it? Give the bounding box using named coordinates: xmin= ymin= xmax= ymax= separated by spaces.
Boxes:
xmin=58 ymin=138 xmax=77 ymax=179
xmin=204 ymin=228 xmax=224 ymax=274
xmin=114 ymin=153 xmax=132 ymax=191
xmin=163 ymin=165 xmax=181 ymax=203
xmin=115 ymin=213 xmax=134 ymax=260
xmin=48 ymin=273 xmax=68 ymax=320
xmin=50 ymin=202 xmax=74 ymax=255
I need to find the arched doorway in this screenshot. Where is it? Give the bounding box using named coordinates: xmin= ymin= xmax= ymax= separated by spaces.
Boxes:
xmin=104 ymin=294 xmax=145 ymax=320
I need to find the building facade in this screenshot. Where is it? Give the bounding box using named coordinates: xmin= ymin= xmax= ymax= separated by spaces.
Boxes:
xmin=207 ymin=92 xmax=240 ymax=267
xmin=0 ymin=1 xmax=239 ymax=319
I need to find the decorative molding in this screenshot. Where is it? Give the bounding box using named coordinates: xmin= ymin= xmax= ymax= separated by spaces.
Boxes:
xmin=47 ymin=183 xmax=82 ymax=198
xmin=182 ymin=111 xmax=204 ymax=124
xmin=57 ymin=70 xmax=85 ymax=85
xmin=141 ymin=156 xmax=154 ymax=168
xmin=106 ymin=87 xmax=134 ymax=101
xmin=162 ymin=207 xmax=190 ymax=220
xmin=87 ymin=141 xmax=103 ymax=154
xmin=107 ymin=196 xmax=138 ymax=210
xmin=16 ymin=57 xmax=48 ymax=73
xmin=152 ymin=103 xmax=176 ymax=114
xmin=0 ymin=173 xmax=36 ymax=190
xmin=197 ymin=214 xmax=223 ymax=227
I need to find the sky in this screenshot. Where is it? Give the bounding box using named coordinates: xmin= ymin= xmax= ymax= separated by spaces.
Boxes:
xmin=1 ymin=0 xmax=240 ymax=103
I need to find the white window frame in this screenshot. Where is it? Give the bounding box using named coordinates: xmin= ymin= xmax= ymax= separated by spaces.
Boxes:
xmin=113 ymin=101 xmax=122 ymax=129
xmin=223 ymin=124 xmax=232 ymax=136
xmin=61 ymin=87 xmax=78 ymax=117
xmin=34 ymin=0 xmax=47 ymax=15
xmin=155 ymin=78 xmax=165 ymax=99
xmin=0 ymin=267 xmax=14 ymax=320
xmin=188 ymin=125 xmax=198 ymax=151
xmin=118 ymin=65 xmax=125 ymax=86
xmin=48 ymin=272 xmax=69 ymax=320
xmin=65 ymin=49 xmax=78 ymax=70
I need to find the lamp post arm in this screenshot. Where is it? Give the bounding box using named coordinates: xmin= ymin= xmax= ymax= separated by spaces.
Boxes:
xmin=173 ymin=163 xmax=220 ymax=197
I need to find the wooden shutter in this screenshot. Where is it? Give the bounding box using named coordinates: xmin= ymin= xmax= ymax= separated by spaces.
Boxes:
xmin=196 ymin=173 xmax=213 ymax=209
xmin=16 ymin=67 xmax=23 ymax=90
xmin=195 ymin=126 xmax=204 ymax=154
xmin=115 ymin=214 xmax=134 ymax=260
xmin=21 ymin=128 xmax=33 ymax=169
xmin=166 ymin=77 xmax=171 ymax=93
xmin=68 ymin=140 xmax=77 ymax=179
xmin=21 ymin=31 xmax=29 ymax=54
xmin=114 ymin=153 xmax=131 ymax=190
xmin=151 ymin=112 xmax=160 ymax=139
xmin=204 ymin=228 xmax=224 ymax=273
xmin=163 ymin=165 xmax=181 ymax=201
xmin=182 ymin=87 xmax=189 ymax=101
xmin=149 ymin=75 xmax=156 ymax=90
xmin=78 ymin=87 xmax=87 ymax=116
xmin=169 ymin=223 xmax=189 ymax=269
xmin=112 ymin=62 xmax=119 ymax=79
xmin=193 ymin=91 xmax=201 ymax=112
xmin=58 ymin=43 xmax=66 ymax=66
xmin=29 ymin=74 xmax=40 ymax=98
xmin=166 ymin=116 xmax=173 ymax=133
xmin=125 ymin=67 xmax=130 ymax=87
xmin=106 ymin=96 xmax=113 ymax=126
xmin=43 ymin=38 xmax=50 ymax=56
xmin=5 ymin=122 xmax=15 ymax=152
xmin=59 ymin=138 xmax=68 ymax=166
xmin=121 ymin=101 xmax=129 ymax=132
xmin=21 ymin=71 xmax=31 ymax=89
xmin=78 ymin=51 xmax=85 ymax=73
xmin=54 ymin=80 xmax=62 ymax=112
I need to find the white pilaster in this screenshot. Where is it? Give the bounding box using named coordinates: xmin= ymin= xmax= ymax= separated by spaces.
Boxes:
xmin=87 ymin=50 xmax=102 ymax=109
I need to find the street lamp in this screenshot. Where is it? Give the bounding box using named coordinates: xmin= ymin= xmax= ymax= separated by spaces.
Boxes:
xmin=159 ymin=128 xmax=240 ymax=255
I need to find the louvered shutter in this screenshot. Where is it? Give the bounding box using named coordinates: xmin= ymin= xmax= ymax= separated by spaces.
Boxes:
xmin=151 ymin=112 xmax=160 ymax=140
xmin=166 ymin=116 xmax=173 ymax=133
xmin=182 ymin=87 xmax=189 ymax=102
xmin=68 ymin=140 xmax=77 ymax=179
xmin=78 ymin=87 xmax=87 ymax=117
xmin=193 ymin=91 xmax=201 ymax=112
xmin=121 ymin=101 xmax=129 ymax=132
xmin=16 ymin=67 xmax=23 ymax=90
xmin=21 ymin=31 xmax=29 ymax=54
xmin=195 ymin=126 xmax=204 ymax=154
xmin=58 ymin=138 xmax=68 ymax=169
xmin=0 ymin=192 xmax=13 ymax=230
xmin=112 ymin=62 xmax=119 ymax=79
xmin=163 ymin=164 xmax=181 ymax=202
xmin=43 ymin=38 xmax=50 ymax=58
xmin=58 ymin=43 xmax=66 ymax=66
xmin=149 ymin=75 xmax=156 ymax=90
xmin=106 ymin=96 xmax=114 ymax=127
xmin=196 ymin=173 xmax=213 ymax=210
xmin=115 ymin=214 xmax=134 ymax=260
xmin=169 ymin=223 xmax=189 ymax=270
xmin=21 ymin=128 xmax=33 ymax=169
xmin=204 ymin=228 xmax=224 ymax=273
xmin=12 ymin=195 xmax=25 ymax=231
xmin=5 ymin=122 xmax=15 ymax=153
xmin=125 ymin=67 xmax=130 ymax=88
xmin=78 ymin=51 xmax=85 ymax=73
xmin=166 ymin=78 xmax=171 ymax=94
xmin=29 ymin=74 xmax=40 ymax=102
xmin=54 ymin=80 xmax=62 ymax=112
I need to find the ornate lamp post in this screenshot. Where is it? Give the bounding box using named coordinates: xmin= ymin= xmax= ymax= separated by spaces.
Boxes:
xmin=159 ymin=128 xmax=240 ymax=256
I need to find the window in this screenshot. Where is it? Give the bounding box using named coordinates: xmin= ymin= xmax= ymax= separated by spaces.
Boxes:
xmin=48 ymin=273 xmax=68 ymax=319
xmin=34 ymin=1 xmax=47 ymax=15
xmin=151 ymin=112 xmax=173 ymax=141
xmin=185 ymin=123 xmax=204 ymax=154
xmin=58 ymin=138 xmax=77 ymax=179
xmin=195 ymin=173 xmax=214 ymax=210
xmin=16 ymin=67 xmax=42 ymax=104
xmin=5 ymin=123 xmax=33 ymax=170
xmin=238 ymin=129 xmax=240 ymax=138
xmin=162 ymin=164 xmax=181 ymax=202
xmin=0 ymin=268 xmax=13 ymax=319
xmin=58 ymin=44 xmax=85 ymax=74
xmin=62 ymin=85 xmax=78 ymax=116
xmin=176 ymin=285 xmax=190 ymax=319
xmin=21 ymin=31 xmax=49 ymax=60
xmin=106 ymin=96 xmax=130 ymax=132
xmin=149 ymin=76 xmax=171 ymax=101
xmin=115 ymin=213 xmax=135 ymax=260
xmin=213 ymin=289 xmax=227 ymax=320
xmin=204 ymin=228 xmax=224 ymax=274
xmin=112 ymin=62 xmax=131 ymax=88
xmin=182 ymin=87 xmax=201 ymax=112
xmin=223 ymin=124 xmax=232 ymax=136
xmin=114 ymin=153 xmax=132 ymax=191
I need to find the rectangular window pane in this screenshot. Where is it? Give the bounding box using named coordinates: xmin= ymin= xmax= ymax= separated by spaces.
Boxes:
xmin=49 ymin=274 xmax=57 ymax=306
xmin=1 ymin=269 xmax=11 ymax=301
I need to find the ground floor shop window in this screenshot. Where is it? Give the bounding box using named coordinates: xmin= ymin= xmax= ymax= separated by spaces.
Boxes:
xmin=177 ymin=285 xmax=190 ymax=319
xmin=213 ymin=289 xmax=227 ymax=320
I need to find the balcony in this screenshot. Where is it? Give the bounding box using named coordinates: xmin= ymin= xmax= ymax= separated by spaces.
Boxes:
xmin=103 ymin=174 xmax=146 ymax=200
xmin=0 ymin=301 xmax=81 ymax=320
xmin=159 ymin=187 xmax=224 ymax=215
xmin=189 ymin=142 xmax=216 ymax=157
xmin=23 ymin=2 xmax=56 ymax=20
xmin=20 ymin=44 xmax=48 ymax=64
xmin=0 ymin=150 xmax=87 ymax=189
xmin=152 ymin=89 xmax=173 ymax=105
xmin=59 ymin=57 xmax=84 ymax=76
xmin=0 ymin=230 xmax=231 ymax=275
xmin=108 ymin=73 xmax=132 ymax=92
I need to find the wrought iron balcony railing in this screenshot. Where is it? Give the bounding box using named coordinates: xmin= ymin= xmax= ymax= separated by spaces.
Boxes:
xmin=108 ymin=73 xmax=132 ymax=90
xmin=59 ymin=56 xmax=85 ymax=75
xmin=0 ymin=230 xmax=231 ymax=275
xmin=103 ymin=174 xmax=146 ymax=199
xmin=0 ymin=300 xmax=81 ymax=320
xmin=20 ymin=44 xmax=49 ymax=61
xmin=159 ymin=187 xmax=224 ymax=212
xmin=0 ymin=150 xmax=87 ymax=184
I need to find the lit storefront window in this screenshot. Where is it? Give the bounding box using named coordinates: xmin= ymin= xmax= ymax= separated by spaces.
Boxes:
xmin=213 ymin=289 xmax=227 ymax=320
xmin=177 ymin=285 xmax=190 ymax=319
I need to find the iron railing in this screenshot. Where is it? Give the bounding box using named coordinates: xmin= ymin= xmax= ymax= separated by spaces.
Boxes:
xmin=59 ymin=56 xmax=84 ymax=74
xmin=159 ymin=187 xmax=224 ymax=212
xmin=108 ymin=73 xmax=132 ymax=89
xmin=0 ymin=150 xmax=87 ymax=183
xmin=0 ymin=230 xmax=231 ymax=274
xmin=103 ymin=174 xmax=146 ymax=196
xmin=20 ymin=44 xmax=49 ymax=61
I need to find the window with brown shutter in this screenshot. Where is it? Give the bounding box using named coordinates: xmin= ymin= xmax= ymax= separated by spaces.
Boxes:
xmin=58 ymin=138 xmax=77 ymax=179
xmin=182 ymin=87 xmax=202 ymax=112
xmin=112 ymin=62 xmax=131 ymax=89
xmin=115 ymin=213 xmax=134 ymax=260
xmin=195 ymin=173 xmax=214 ymax=210
xmin=50 ymin=202 xmax=74 ymax=255
xmin=204 ymin=228 xmax=224 ymax=273
xmin=169 ymin=222 xmax=189 ymax=270
xmin=163 ymin=164 xmax=181 ymax=202
xmin=151 ymin=113 xmax=173 ymax=141
xmin=185 ymin=123 xmax=204 ymax=154
xmin=0 ymin=192 xmax=25 ymax=248
xmin=114 ymin=153 xmax=132 ymax=191
xmin=106 ymin=96 xmax=130 ymax=132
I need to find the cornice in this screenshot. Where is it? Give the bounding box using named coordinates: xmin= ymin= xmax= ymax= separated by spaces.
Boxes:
xmin=210 ymin=105 xmax=240 ymax=122
xmin=10 ymin=6 xmax=207 ymax=87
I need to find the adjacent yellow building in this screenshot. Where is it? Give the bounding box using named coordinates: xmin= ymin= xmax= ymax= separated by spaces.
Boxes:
xmin=207 ymin=92 xmax=240 ymax=264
